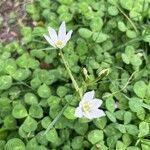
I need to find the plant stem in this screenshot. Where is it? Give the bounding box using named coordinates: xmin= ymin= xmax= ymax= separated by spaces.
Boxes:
xmin=103 ymin=71 xmax=137 ymax=98
xmin=44 ymin=103 xmax=69 ymax=135
xmin=59 ymin=50 xmax=82 ymax=99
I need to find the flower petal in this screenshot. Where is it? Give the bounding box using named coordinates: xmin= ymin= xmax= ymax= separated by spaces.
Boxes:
xmin=48 ymin=27 xmax=58 ymax=42
xmin=58 ymin=21 xmax=66 ymax=41
xmin=92 ymin=99 xmax=103 ymax=109
xmin=82 ymin=90 xmax=95 ymax=102
xmin=83 ymin=112 xmax=94 ymax=119
xmin=65 ymin=30 xmax=73 ymax=42
xmin=75 ymin=107 xmax=83 ymax=118
xmin=90 ymin=109 xmax=105 ymax=118
xmin=43 ymin=35 xmax=56 ymax=48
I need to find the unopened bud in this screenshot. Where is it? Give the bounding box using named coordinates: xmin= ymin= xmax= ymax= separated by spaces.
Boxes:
xmin=98 ymin=68 xmax=109 ymax=77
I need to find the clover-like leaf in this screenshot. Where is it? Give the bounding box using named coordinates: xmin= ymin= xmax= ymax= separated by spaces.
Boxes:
xmin=29 ymin=104 xmax=43 ymax=119
xmin=12 ymin=103 xmax=28 ymax=119
xmin=133 ymin=81 xmax=147 ymax=98
xmin=22 ymin=116 xmax=38 ymax=132
xmin=0 ymin=75 xmax=12 ymax=90
xmin=138 ymin=121 xmax=149 ymax=138
xmin=4 ymin=138 xmax=25 ymax=150
xmin=88 ymin=130 xmax=104 ymax=145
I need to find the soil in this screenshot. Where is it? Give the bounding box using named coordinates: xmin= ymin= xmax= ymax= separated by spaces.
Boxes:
xmin=0 ymin=0 xmax=29 ymax=43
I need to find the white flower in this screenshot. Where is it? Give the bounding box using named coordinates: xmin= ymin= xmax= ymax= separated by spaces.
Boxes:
xmin=44 ymin=21 xmax=73 ymax=49
xmin=75 ymin=90 xmax=105 ymax=119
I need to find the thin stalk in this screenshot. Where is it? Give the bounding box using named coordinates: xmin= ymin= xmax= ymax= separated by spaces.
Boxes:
xmin=59 ymin=50 xmax=82 ymax=99
xmin=44 ymin=103 xmax=69 ymax=135
xmin=103 ymin=71 xmax=137 ymax=98
xmin=117 ymin=6 xmax=138 ymax=33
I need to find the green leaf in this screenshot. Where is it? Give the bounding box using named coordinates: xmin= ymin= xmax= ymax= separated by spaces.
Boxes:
xmin=88 ymin=130 xmax=104 ymax=144
xmin=125 ymin=124 xmax=139 ymax=136
xmin=120 ymin=0 xmax=134 ymax=11
xmin=125 ymin=46 xmax=135 ymax=57
xmin=29 ymin=104 xmax=43 ymax=119
xmin=12 ymin=103 xmax=28 ymax=119
xmin=136 ymin=107 xmax=145 ymax=120
xmin=138 ymin=121 xmax=149 ymax=138
xmin=4 ymin=59 xmax=17 ymax=75
xmin=105 ymin=97 xmax=115 ymax=112
xmin=124 ymin=111 xmax=132 ymax=124
xmin=78 ymin=28 xmax=92 ymax=39
xmin=41 ymin=116 xmax=52 ymax=129
xmin=122 ymin=133 xmax=132 ymax=146
xmin=105 ymin=111 xmax=116 ymax=122
xmin=108 ymin=6 xmax=118 ymax=16
xmin=141 ymin=144 xmax=150 ymax=150
xmin=115 ymin=124 xmax=126 ymax=133
xmin=122 ymin=54 xmax=130 ymax=64
xmin=24 ymin=93 xmax=38 ymax=105
xmin=116 ymin=141 xmax=126 ymax=150
xmin=129 ymin=97 xmax=143 ymax=112
xmin=126 ymin=147 xmax=140 ymax=150
xmin=145 ymin=82 xmax=150 ymax=104
xmin=12 ymin=69 xmax=31 ymax=81
xmin=71 ymin=136 xmax=83 ymax=149
xmin=107 ymin=134 xmax=121 ymax=148
xmin=22 ymin=116 xmax=38 ymax=132
xmin=36 ymin=131 xmax=48 ymax=146
xmin=74 ymin=121 xmax=88 ymax=135
xmin=133 ymin=81 xmax=147 ymax=98
xmin=93 ymin=32 xmax=109 ymax=43
xmin=93 ymin=117 xmax=107 ymax=129
xmin=130 ymin=55 xmax=142 ymax=67
xmin=26 ymin=138 xmax=38 ymax=150
xmin=4 ymin=115 xmax=17 ymax=129
xmin=0 ymin=75 xmax=12 ymax=90
xmin=5 ymin=138 xmax=25 ymax=150
xmin=63 ymin=106 xmax=76 ymax=120
xmin=37 ymin=84 xmax=51 ymax=98
xmin=57 ymin=86 xmax=68 ymax=97
xmin=118 ymin=21 xmax=127 ymax=32
xmin=45 ymin=128 xmax=59 ymax=143
xmin=47 ymin=96 xmax=60 ymax=107
xmin=90 ymin=17 xmax=103 ymax=31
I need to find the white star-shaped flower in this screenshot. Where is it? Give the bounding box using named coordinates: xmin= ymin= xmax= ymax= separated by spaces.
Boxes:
xmin=44 ymin=21 xmax=73 ymax=49
xmin=75 ymin=90 xmax=105 ymax=119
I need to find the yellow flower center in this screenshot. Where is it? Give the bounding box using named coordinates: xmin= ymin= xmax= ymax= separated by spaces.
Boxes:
xmin=56 ymin=41 xmax=63 ymax=46
xmin=82 ymin=103 xmax=91 ymax=112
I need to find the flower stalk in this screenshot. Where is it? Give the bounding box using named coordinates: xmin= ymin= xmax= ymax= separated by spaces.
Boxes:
xmin=59 ymin=50 xmax=82 ymax=98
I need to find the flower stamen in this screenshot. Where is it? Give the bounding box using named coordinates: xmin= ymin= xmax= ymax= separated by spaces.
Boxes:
xmin=56 ymin=41 xmax=63 ymax=46
xmin=82 ymin=103 xmax=91 ymax=113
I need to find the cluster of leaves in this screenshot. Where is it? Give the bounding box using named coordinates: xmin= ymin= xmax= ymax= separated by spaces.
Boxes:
xmin=0 ymin=0 xmax=150 ymax=150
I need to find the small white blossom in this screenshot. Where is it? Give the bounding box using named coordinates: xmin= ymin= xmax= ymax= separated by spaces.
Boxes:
xmin=44 ymin=21 xmax=73 ymax=49
xmin=75 ymin=90 xmax=105 ymax=119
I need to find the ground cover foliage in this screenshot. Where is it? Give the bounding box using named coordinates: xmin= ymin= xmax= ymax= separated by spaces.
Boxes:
xmin=0 ymin=0 xmax=150 ymax=149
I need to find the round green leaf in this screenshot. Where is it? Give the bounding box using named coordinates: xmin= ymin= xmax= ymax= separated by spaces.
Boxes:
xmin=138 ymin=121 xmax=149 ymax=138
xmin=5 ymin=138 xmax=25 ymax=150
xmin=78 ymin=28 xmax=92 ymax=39
xmin=29 ymin=104 xmax=43 ymax=119
xmin=22 ymin=116 xmax=38 ymax=132
xmin=88 ymin=130 xmax=104 ymax=144
xmin=0 ymin=75 xmax=12 ymax=90
xmin=24 ymin=93 xmax=38 ymax=105
xmin=63 ymin=106 xmax=76 ymax=120
xmin=37 ymin=84 xmax=51 ymax=98
xmin=12 ymin=103 xmax=28 ymax=119
xmin=46 ymin=128 xmax=59 ymax=143
xmin=133 ymin=81 xmax=147 ymax=98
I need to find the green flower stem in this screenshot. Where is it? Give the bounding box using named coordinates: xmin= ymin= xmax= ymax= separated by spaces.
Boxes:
xmin=44 ymin=102 xmax=69 ymax=135
xmin=59 ymin=49 xmax=82 ymax=99
xmin=141 ymin=103 xmax=150 ymax=110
